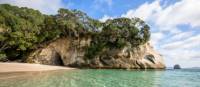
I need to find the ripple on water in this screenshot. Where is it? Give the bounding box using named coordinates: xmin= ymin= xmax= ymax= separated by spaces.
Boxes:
xmin=0 ymin=69 xmax=199 ymax=87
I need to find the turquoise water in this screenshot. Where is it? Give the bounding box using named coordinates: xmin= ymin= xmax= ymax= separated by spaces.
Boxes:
xmin=0 ymin=69 xmax=199 ymax=87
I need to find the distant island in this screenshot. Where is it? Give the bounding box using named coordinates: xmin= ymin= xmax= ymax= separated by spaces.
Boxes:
xmin=174 ymin=64 xmax=181 ymax=69
xmin=0 ymin=4 xmax=165 ymax=69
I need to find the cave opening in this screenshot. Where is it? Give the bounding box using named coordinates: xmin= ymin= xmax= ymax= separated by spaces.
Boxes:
xmin=145 ymin=54 xmax=155 ymax=64
xmin=54 ymin=53 xmax=64 ymax=66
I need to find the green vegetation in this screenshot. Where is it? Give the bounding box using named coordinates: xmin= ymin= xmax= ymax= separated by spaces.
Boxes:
xmin=85 ymin=18 xmax=150 ymax=58
xmin=0 ymin=4 xmax=150 ymax=61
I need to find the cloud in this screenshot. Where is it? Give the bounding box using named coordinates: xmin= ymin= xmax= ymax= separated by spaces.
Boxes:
xmin=162 ymin=34 xmax=200 ymax=50
xmin=99 ymin=15 xmax=114 ymax=22
xmin=155 ymin=0 xmax=200 ymax=28
xmin=0 ymin=0 xmax=65 ymax=14
xmin=150 ymin=32 xmax=165 ymax=46
xmin=121 ymin=0 xmax=161 ymax=21
xmin=161 ymin=49 xmax=200 ymax=67
xmin=121 ymin=0 xmax=200 ymax=31
xmin=118 ymin=0 xmax=200 ymax=67
xmin=165 ymin=31 xmax=194 ymax=42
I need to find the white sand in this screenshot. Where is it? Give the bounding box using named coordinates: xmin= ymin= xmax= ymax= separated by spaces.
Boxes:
xmin=0 ymin=63 xmax=74 ymax=73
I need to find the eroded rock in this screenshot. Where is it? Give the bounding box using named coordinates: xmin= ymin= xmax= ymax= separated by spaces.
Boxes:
xmin=26 ymin=38 xmax=165 ymax=69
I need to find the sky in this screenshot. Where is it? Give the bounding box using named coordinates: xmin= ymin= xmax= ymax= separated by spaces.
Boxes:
xmin=0 ymin=0 xmax=200 ymax=68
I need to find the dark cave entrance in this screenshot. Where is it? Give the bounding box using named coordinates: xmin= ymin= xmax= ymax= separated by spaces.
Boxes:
xmin=54 ymin=52 xmax=64 ymax=66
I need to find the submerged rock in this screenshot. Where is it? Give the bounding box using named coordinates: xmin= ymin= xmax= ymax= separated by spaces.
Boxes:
xmin=174 ymin=64 xmax=181 ymax=69
xmin=26 ymin=38 xmax=165 ymax=69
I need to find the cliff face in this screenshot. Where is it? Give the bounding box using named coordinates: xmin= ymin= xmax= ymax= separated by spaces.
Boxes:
xmin=26 ymin=37 xmax=165 ymax=69
xmin=0 ymin=4 xmax=165 ymax=69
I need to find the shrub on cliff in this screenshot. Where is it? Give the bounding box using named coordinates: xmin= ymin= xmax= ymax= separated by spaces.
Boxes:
xmin=0 ymin=4 xmax=150 ymax=61
xmin=85 ymin=18 xmax=150 ymax=59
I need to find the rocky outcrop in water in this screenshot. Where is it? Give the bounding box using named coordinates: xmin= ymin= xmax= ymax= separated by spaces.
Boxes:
xmin=174 ymin=64 xmax=181 ymax=69
xmin=26 ymin=37 xmax=165 ymax=69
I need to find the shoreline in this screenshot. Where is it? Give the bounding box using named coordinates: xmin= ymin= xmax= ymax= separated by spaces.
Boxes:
xmin=0 ymin=62 xmax=75 ymax=73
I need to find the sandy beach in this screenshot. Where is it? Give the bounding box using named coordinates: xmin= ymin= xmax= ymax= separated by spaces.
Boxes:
xmin=0 ymin=63 xmax=74 ymax=73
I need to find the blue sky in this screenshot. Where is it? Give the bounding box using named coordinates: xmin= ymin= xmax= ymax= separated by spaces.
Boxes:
xmin=64 ymin=0 xmax=155 ymax=19
xmin=0 ymin=0 xmax=200 ymax=68
xmin=63 ymin=0 xmax=178 ymax=19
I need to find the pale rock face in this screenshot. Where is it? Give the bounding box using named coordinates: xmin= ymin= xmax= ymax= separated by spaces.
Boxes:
xmin=26 ymin=38 xmax=165 ymax=69
xmin=0 ymin=27 xmax=5 ymax=33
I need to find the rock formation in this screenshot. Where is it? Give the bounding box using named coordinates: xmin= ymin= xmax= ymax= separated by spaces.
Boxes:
xmin=174 ymin=64 xmax=181 ymax=69
xmin=0 ymin=4 xmax=166 ymax=69
xmin=26 ymin=37 xmax=165 ymax=69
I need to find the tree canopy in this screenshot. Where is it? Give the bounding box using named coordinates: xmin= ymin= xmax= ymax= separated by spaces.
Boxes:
xmin=0 ymin=4 xmax=150 ymax=61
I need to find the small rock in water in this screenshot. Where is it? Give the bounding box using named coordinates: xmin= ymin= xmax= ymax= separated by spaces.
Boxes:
xmin=174 ymin=64 xmax=181 ymax=69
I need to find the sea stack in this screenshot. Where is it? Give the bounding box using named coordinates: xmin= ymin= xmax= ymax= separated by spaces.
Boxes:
xmin=174 ymin=64 xmax=181 ymax=69
xmin=0 ymin=4 xmax=166 ymax=69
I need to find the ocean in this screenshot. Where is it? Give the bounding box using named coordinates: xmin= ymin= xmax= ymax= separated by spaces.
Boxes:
xmin=0 ymin=69 xmax=199 ymax=87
